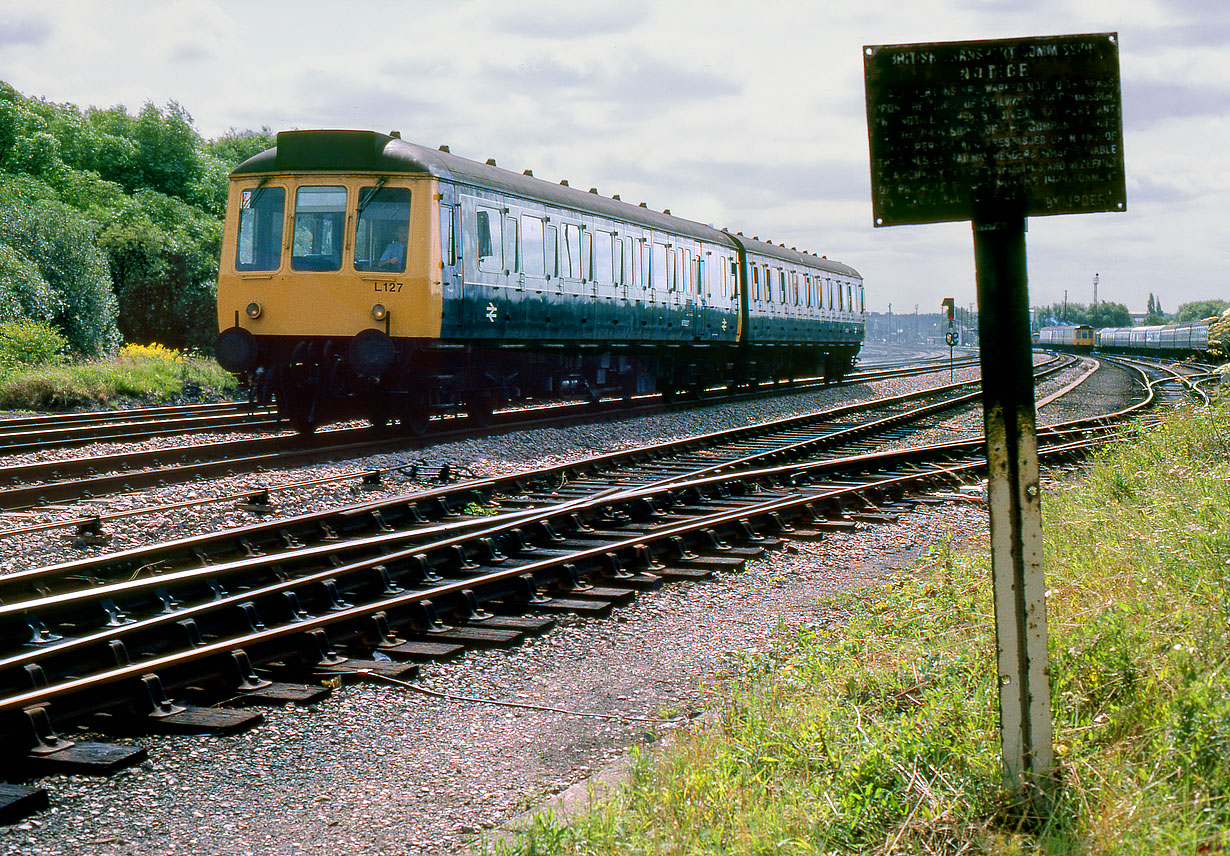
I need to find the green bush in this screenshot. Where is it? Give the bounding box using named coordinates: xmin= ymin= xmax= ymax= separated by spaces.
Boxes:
xmin=0 ymin=318 xmax=67 ymax=371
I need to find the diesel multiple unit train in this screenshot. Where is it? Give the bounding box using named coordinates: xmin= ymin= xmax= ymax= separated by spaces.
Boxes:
xmin=1038 ymin=320 xmax=1214 ymax=356
xmin=214 ymin=130 xmax=865 ymax=433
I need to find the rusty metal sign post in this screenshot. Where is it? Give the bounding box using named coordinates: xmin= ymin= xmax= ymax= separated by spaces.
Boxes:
xmin=863 ymin=33 xmax=1126 ymax=802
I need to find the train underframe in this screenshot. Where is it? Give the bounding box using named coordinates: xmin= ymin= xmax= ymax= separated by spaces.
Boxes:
xmin=236 ymin=334 xmax=860 ymax=434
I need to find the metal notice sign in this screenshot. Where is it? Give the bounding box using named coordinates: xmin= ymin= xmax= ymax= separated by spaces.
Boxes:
xmin=864 ymin=33 xmax=1125 ymax=226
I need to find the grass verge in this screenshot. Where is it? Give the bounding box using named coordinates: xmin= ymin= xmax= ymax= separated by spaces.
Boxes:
xmin=492 ymin=397 xmax=1230 ymax=855
xmin=0 ymin=342 xmax=237 ymax=410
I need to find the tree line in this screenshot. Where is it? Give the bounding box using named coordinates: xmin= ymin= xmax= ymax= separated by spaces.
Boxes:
xmin=0 ymin=82 xmax=272 ymax=356
xmin=1034 ymin=296 xmax=1229 ymax=330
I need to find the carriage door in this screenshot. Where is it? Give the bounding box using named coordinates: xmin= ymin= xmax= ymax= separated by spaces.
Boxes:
xmin=460 ymin=194 xmax=509 ymax=336
xmin=439 ymin=185 xmax=462 ymax=330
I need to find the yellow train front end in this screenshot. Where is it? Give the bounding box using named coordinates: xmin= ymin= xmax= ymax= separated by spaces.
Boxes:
xmin=214 ymin=131 xmax=444 ymax=431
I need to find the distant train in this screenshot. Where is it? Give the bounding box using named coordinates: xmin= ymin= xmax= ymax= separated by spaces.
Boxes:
xmin=1038 ymin=324 xmax=1094 ymax=352
xmin=214 ymin=130 xmax=865 ymax=433
xmin=1096 ymin=320 xmax=1212 ymax=355
xmin=1037 ymin=320 xmax=1215 ymax=358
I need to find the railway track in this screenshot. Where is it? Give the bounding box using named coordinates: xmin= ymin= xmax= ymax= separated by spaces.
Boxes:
xmin=0 ymin=358 xmax=997 ymax=513
xmin=0 ymin=356 xmax=984 ymax=461
xmin=0 ymin=354 xmax=1135 ymax=822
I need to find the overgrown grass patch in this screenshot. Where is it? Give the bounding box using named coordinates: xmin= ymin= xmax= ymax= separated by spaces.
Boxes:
xmin=493 ymin=398 xmax=1230 ymax=855
xmin=0 ymin=341 xmax=237 ymax=410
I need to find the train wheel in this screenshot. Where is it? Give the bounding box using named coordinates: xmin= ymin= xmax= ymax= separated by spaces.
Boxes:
xmin=288 ymin=405 xmax=318 ymax=435
xmin=467 ymin=393 xmax=494 ymax=428
xmin=367 ymin=399 xmax=391 ymax=431
xmin=400 ymin=397 xmax=430 ymax=436
xmin=282 ymin=389 xmax=319 ymax=435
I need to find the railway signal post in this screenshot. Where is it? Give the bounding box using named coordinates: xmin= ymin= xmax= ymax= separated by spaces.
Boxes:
xmin=942 ymin=297 xmax=957 ymax=380
xmin=864 ymin=33 xmax=1126 ymax=805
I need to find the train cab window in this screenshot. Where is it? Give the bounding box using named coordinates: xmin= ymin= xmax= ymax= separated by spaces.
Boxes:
xmin=235 ymin=186 xmax=285 ymax=272
xmin=521 ymin=215 xmax=545 ymax=277
xmin=292 ymin=186 xmax=346 ymax=271
xmin=354 ymin=186 xmax=411 ymax=272
xmin=594 ymin=230 xmax=613 ymax=284
xmin=476 ymin=207 xmax=503 ymax=272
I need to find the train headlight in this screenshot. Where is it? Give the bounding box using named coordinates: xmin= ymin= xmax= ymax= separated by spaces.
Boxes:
xmin=371 ymin=303 xmax=388 ymax=322
xmin=245 ymin=301 xmax=263 ymax=319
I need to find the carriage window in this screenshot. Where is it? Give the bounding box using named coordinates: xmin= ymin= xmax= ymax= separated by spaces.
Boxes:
xmin=476 ymin=207 xmax=503 ymax=272
xmin=292 ymin=186 xmax=346 ymax=271
xmin=594 ymin=230 xmax=613 ymax=284
xmin=751 ymin=265 xmax=760 ymax=301
xmin=546 ymin=225 xmax=557 ymax=276
xmin=682 ymin=249 xmax=692 ymax=293
xmin=651 ymin=243 xmax=667 ymax=290
xmin=236 ymin=186 xmax=285 ymax=272
xmin=581 ymin=231 xmax=592 ymax=281
xmin=792 ymin=272 xmax=800 ymax=306
xmin=562 ymin=224 xmax=581 ymax=278
xmin=778 ymin=270 xmax=787 ymax=304
xmin=505 ymin=217 xmax=518 ymax=273
xmin=521 ymin=215 xmax=545 ymax=277
xmin=622 ymin=238 xmax=632 ymax=286
xmin=354 ymin=186 xmax=411 ymax=272
xmin=441 ymin=203 xmax=455 ymax=266
xmin=631 ymin=239 xmax=642 ymax=288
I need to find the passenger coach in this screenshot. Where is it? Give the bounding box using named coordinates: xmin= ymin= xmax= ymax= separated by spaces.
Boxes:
xmin=215 ymin=130 xmax=864 ymax=432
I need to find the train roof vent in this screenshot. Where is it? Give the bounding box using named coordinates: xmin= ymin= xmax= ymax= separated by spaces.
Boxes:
xmin=560 ymin=179 xmax=569 ymax=186
xmin=389 ymin=130 xmax=401 ymax=139
xmin=523 ymin=169 xmax=533 ymax=176
xmin=589 ymin=187 xmax=598 ymax=194
xmin=612 ymin=194 xmax=621 ymax=200
xmin=639 ymin=202 xmax=647 ymax=207
xmin=438 ymin=144 xmax=450 ymax=152
xmin=485 ymin=158 xmax=497 ymax=166
xmin=663 ymin=208 xmax=671 ymax=214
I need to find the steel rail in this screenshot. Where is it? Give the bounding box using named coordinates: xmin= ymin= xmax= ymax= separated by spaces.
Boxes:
xmin=0 ymin=356 xmax=1041 ymax=512
xmin=0 ymin=362 xmax=1145 ymax=773
xmin=0 ymin=366 xmax=1055 ymax=600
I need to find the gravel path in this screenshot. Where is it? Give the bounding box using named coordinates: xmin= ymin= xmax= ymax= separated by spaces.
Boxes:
xmin=0 ymin=358 xmax=1137 ymax=855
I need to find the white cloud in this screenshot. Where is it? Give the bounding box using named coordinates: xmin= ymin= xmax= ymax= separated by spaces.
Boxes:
xmin=0 ymin=0 xmax=1227 ymax=312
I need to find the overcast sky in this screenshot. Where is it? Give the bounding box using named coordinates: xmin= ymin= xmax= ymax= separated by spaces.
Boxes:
xmin=1 ymin=0 xmax=1227 ymax=317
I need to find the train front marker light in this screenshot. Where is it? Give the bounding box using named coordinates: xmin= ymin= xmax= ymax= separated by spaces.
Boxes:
xmin=245 ymin=302 xmax=263 ymax=319
xmin=371 ymin=304 xmax=388 ymax=322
